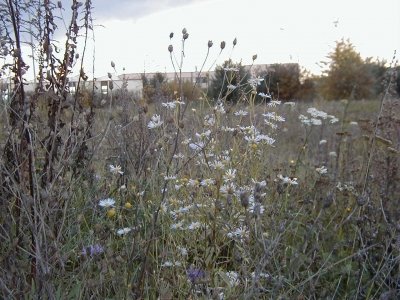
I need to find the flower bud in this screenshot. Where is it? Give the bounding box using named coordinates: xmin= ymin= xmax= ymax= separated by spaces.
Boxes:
xmin=169 ymin=32 xmax=174 ymax=39
xmin=233 ymin=37 xmax=237 ymax=46
xmin=109 ymin=81 xmax=113 ymax=90
xmin=252 ymin=54 xmax=257 ymax=61
xmin=107 ymin=72 xmax=112 ymax=79
xmin=183 ymin=33 xmax=189 ymax=40
xmin=182 ymin=28 xmax=187 ymax=35
xmin=107 ymin=208 xmax=116 ymax=218
xmin=57 ymin=1 xmax=62 ymax=9
xmin=111 ymin=61 xmax=115 ymax=68
xmin=220 ymin=41 xmax=226 ymax=50
xmin=168 ymin=45 xmax=173 ymax=53
xmin=208 ymin=40 xmax=213 ymax=48
xmin=239 ymin=191 xmax=249 ymax=208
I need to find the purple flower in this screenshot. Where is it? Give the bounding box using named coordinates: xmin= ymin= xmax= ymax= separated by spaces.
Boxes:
xmin=186 ymin=267 xmax=206 ymax=283
xmin=81 ymin=244 xmax=104 ymax=257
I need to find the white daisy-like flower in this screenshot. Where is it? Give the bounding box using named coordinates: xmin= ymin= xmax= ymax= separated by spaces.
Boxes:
xmin=349 ymin=121 xmax=358 ymax=126
xmin=98 ymin=198 xmax=115 ymax=208
xmin=307 ymin=107 xmax=328 ymax=119
xmin=210 ymin=160 xmax=225 ymax=170
xmin=161 ymin=261 xmax=174 ymax=267
xmin=267 ymin=100 xmax=282 ymax=107
xmin=220 ymin=182 xmax=236 ymax=195
xmin=161 ymin=102 xmax=176 ymax=109
xmin=264 ymin=120 xmax=278 ymax=129
xmin=162 ymin=261 xmax=182 ymax=267
xmin=200 ymin=178 xmax=215 ymax=187
xmin=248 ymin=202 xmax=265 ymax=215
xmin=109 ymin=164 xmax=124 ymax=175
xmin=258 ymin=92 xmax=272 ymax=100
xmin=329 ymin=116 xmax=339 ymax=124
xmin=263 ymin=112 xmax=285 ymax=122
xmin=164 ymin=175 xmax=177 ymax=181
xmin=187 ymin=179 xmax=200 ymax=187
xmin=196 ymin=130 xmax=211 ymax=139
xmin=171 ymin=221 xmax=184 ymax=230
xmin=224 ymin=67 xmax=239 ymax=72
xmin=221 ymin=126 xmax=235 ymax=132
xmin=251 ymin=272 xmax=271 ymax=279
xmin=329 ymin=151 xmax=337 ymax=157
xmin=234 ymin=110 xmax=248 ymax=117
xmin=319 ymin=139 xmax=327 ymax=145
xmin=316 ymin=166 xmax=328 ymax=175
xmin=116 ymin=227 xmax=132 ymax=236
xmin=227 ymin=226 xmax=248 ymax=240
xmin=177 ymin=246 xmax=188 ymax=257
xmin=311 ymin=118 xmax=322 ymax=126
xmin=189 ymin=141 xmax=205 ymax=151
xmin=248 ymin=77 xmax=264 ymax=87
xmin=215 ymin=103 xmax=226 ymax=114
xmin=147 ymin=114 xmax=163 ymax=129
xmin=255 ymin=134 xmax=275 ymax=145
xmin=182 ymin=138 xmax=192 ymax=145
xmin=223 ymin=169 xmax=236 ymax=182
xmin=284 ymin=102 xmax=296 ymax=107
xmin=277 ymin=174 xmax=298 ymax=185
xmin=226 ymin=271 xmax=240 ymax=287
xmin=226 ymin=84 xmax=237 ymax=90
xmin=173 ymin=153 xmax=185 ymax=159
xmin=204 ymin=114 xmax=215 ymax=126
xmin=187 ymin=222 xmax=202 ymax=230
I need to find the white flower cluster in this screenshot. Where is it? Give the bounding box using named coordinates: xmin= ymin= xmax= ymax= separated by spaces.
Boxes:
xmin=161 ymin=100 xmax=185 ymax=109
xmin=299 ymin=107 xmax=339 ymax=126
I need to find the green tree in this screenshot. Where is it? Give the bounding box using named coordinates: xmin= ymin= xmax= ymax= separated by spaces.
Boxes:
xmin=208 ymin=59 xmax=249 ymax=103
xmin=256 ymin=63 xmax=301 ymax=100
xmin=364 ymin=58 xmax=387 ymax=97
xmin=321 ymin=39 xmax=374 ymax=100
xmin=295 ymin=71 xmax=321 ymax=101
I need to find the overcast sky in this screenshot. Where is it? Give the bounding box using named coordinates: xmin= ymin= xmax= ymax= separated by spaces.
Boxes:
xmin=20 ymin=0 xmax=400 ymax=79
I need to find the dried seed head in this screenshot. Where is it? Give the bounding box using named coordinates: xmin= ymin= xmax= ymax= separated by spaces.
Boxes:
xmin=208 ymin=40 xmax=213 ymax=48
xmin=357 ymin=192 xmax=369 ymax=206
xmin=109 ymin=81 xmax=114 ymax=90
xmin=75 ymin=53 xmax=79 ymax=59
xmin=57 ymin=1 xmax=62 ymax=9
xmin=239 ymin=190 xmax=249 ymax=208
xmin=220 ymin=41 xmax=226 ymax=50
xmin=107 ymin=72 xmax=112 ymax=79
xmin=169 ymin=32 xmax=174 ymax=39
xmin=168 ymin=45 xmax=173 ymax=53
xmin=254 ymin=182 xmax=265 ymax=194
xmin=233 ymin=37 xmax=237 ymax=46
xmin=183 ymin=33 xmax=189 ymax=40
xmin=323 ymin=191 xmax=334 ymax=208
xmin=182 ymin=28 xmax=187 ymax=35
xmin=111 ymin=61 xmax=115 ymax=68
xmin=226 ymin=194 xmax=232 ymax=206
xmin=252 ymin=54 xmax=258 ymax=61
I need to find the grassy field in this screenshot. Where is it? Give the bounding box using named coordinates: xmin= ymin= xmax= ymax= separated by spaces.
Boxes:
xmin=2 ymin=87 xmax=398 ymax=299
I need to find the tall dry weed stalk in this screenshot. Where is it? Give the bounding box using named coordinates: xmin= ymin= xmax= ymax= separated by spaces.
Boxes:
xmin=0 ymin=0 xmax=94 ymax=297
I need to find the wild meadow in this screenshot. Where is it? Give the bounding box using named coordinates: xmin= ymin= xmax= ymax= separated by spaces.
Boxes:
xmin=1 ymin=2 xmax=399 ymax=299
